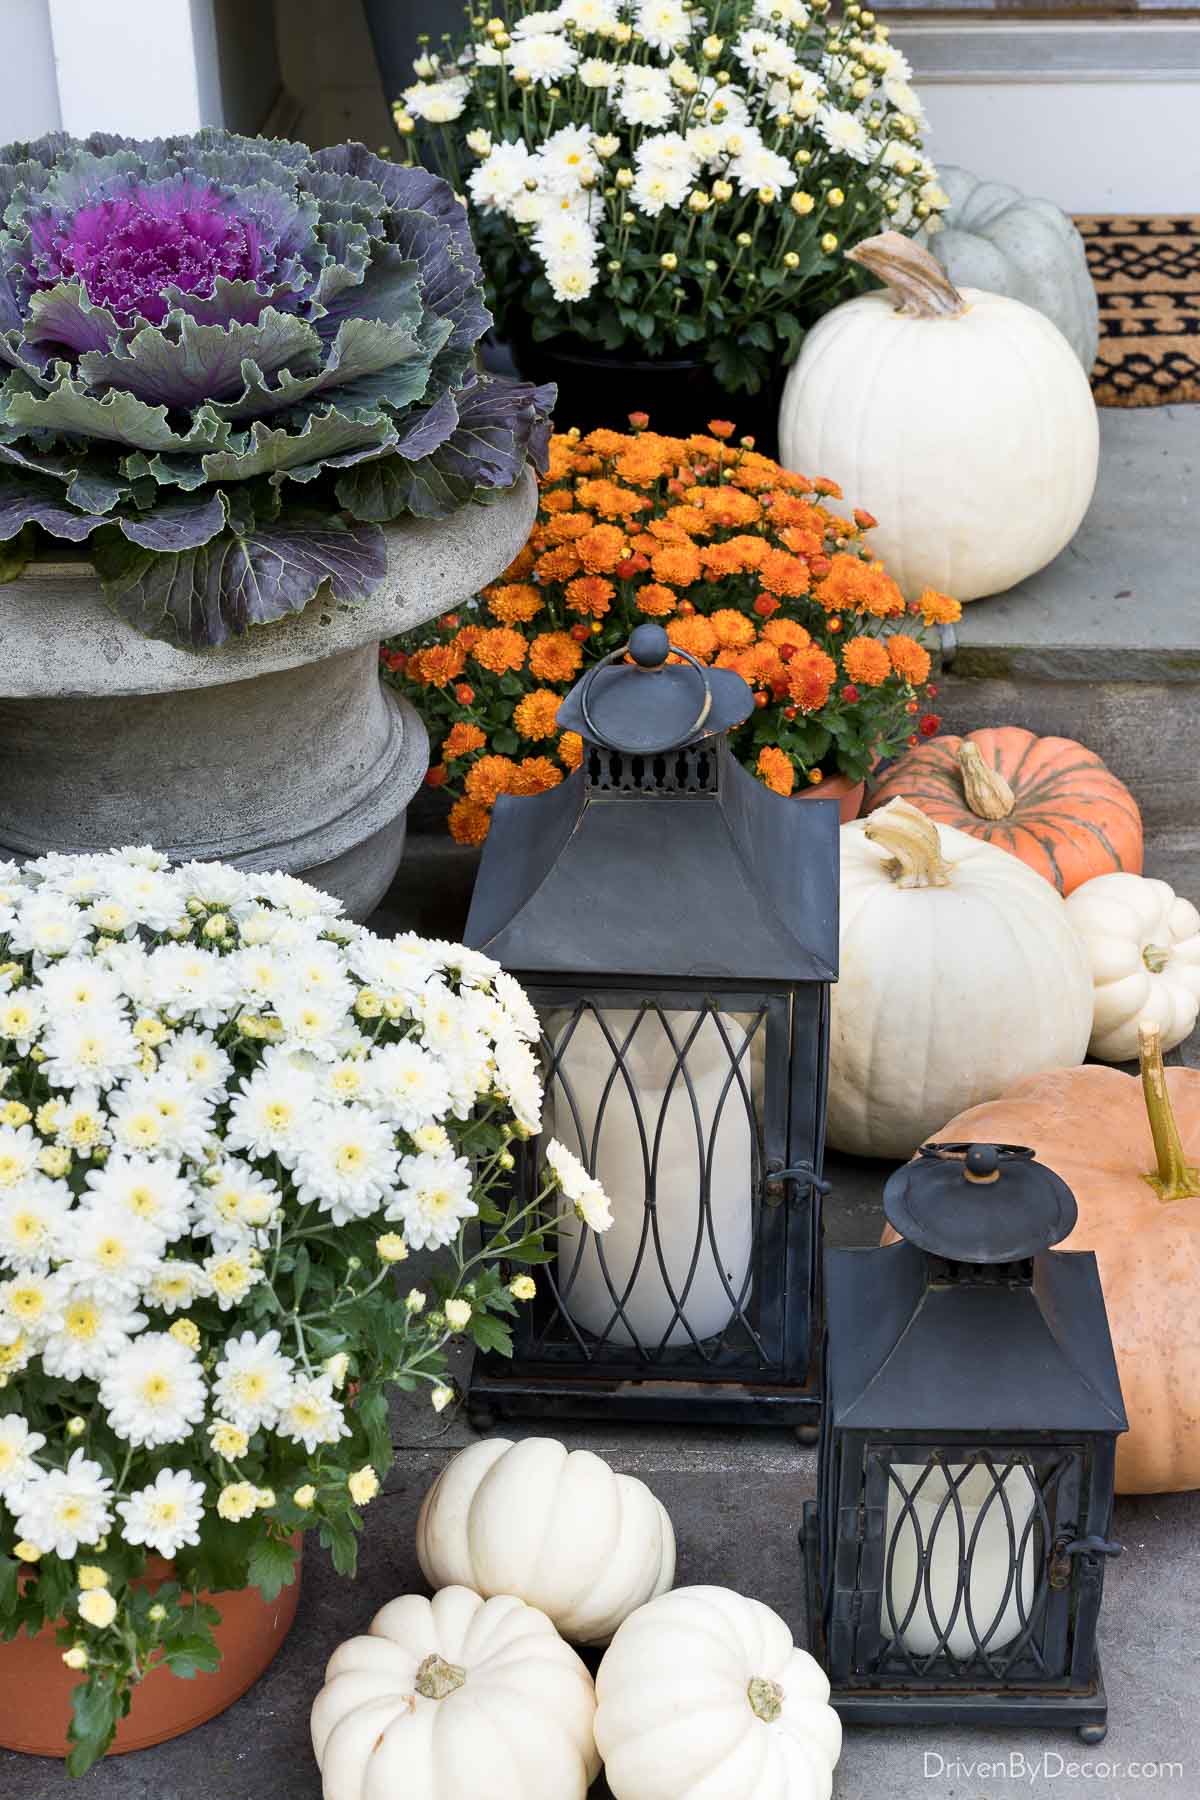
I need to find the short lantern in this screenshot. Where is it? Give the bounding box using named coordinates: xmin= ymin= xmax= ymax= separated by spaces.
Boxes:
xmin=463 ymin=623 xmax=839 ymax=1430
xmin=803 ymin=1142 xmax=1127 ymax=1741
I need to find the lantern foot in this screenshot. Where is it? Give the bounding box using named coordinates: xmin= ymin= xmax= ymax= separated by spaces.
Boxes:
xmin=1077 ymin=1723 xmax=1108 ymax=1746
xmin=794 ymin=1424 xmax=819 ymax=1446
xmin=467 ymin=1403 xmax=497 ymax=1437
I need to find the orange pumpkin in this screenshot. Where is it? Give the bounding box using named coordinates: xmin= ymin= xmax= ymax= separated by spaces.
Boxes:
xmin=866 ymin=727 xmax=1143 ymax=895
xmin=886 ymin=1023 xmax=1200 ymax=1494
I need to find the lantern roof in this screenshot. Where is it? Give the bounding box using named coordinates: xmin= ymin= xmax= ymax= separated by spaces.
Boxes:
xmin=824 ymin=1240 xmax=1127 ymax=1437
xmin=464 ymin=740 xmax=839 ymax=983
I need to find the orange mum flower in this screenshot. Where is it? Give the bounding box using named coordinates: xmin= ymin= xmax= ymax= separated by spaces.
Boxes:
xmin=666 ymin=615 xmax=718 ymax=662
xmin=574 ymin=478 xmax=646 ymax=519
xmin=888 ymin=634 xmax=932 ymax=684
xmin=778 ymin=524 xmax=824 ymax=559
xmin=787 ymin=646 xmax=838 ymax=713
xmin=758 ymin=547 xmax=811 ymax=598
xmin=511 ymin=756 xmax=565 ymax=796
xmin=698 ymin=487 xmax=760 ymax=529
xmin=651 ymin=542 xmax=702 ymax=587
xmin=464 ymin=754 xmax=519 ymax=805
xmin=581 ymin=427 xmax=629 ymax=456
xmin=576 ymin=523 xmax=628 ymax=574
xmin=564 ymin=574 xmax=614 ymax=618
xmin=636 ymin=582 xmax=678 ymax=617
xmin=647 ymin=517 xmax=695 ymax=546
xmin=542 ymin=487 xmax=577 ymax=514
xmin=529 ymin=632 xmax=584 ymax=683
xmin=454 ymin=624 xmax=484 ymax=654
xmin=410 ymin=642 xmax=466 ymax=687
xmin=442 ymin=722 xmax=486 ymax=761
xmin=535 ymin=545 xmax=583 ymax=583
xmin=545 ymin=510 xmax=597 ymax=543
xmin=615 ymin=442 xmax=672 ymax=486
xmin=767 ymin=494 xmax=829 ymax=534
xmin=815 ymin=553 xmax=906 ymax=619
xmin=841 ymin=637 xmax=892 ymax=688
xmin=486 ymin=582 xmax=543 ymax=625
xmin=500 ymin=542 xmax=537 ymax=582
xmin=663 ymin=504 xmax=708 ymax=537
xmin=559 ymin=730 xmax=584 ymax=772
xmin=757 ymin=746 xmax=796 ymax=797
xmin=513 ymin=689 xmax=564 ymax=740
xmin=448 ymin=798 xmax=493 ymax=847
xmin=729 ymin=452 xmax=784 ymax=494
xmin=734 ymin=642 xmax=786 ymax=687
xmin=700 ymin=541 xmax=745 ymax=580
xmin=917 ymin=587 xmax=962 ymax=626
xmin=546 ymin=438 xmax=577 ymax=481
xmin=763 ymin=618 xmax=812 ymax=651
xmin=472 ymin=628 xmax=528 ymax=676
xmin=707 ymin=419 xmax=735 ymax=440
xmin=710 ymin=608 xmax=756 ymax=651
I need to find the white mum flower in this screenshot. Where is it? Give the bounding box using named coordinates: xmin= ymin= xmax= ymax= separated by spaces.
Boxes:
xmin=0 ymin=1125 xmax=40 ymax=1191
xmin=276 ymin=1374 xmax=351 ymax=1454
xmin=84 ymin=1154 xmax=193 ymax=1242
xmin=213 ymin=1328 xmax=295 ymax=1431
xmin=617 ymin=71 xmax=676 ymax=129
xmin=39 ymin=1008 xmax=140 ymax=1093
xmin=534 ymin=209 xmax=599 ymax=264
xmin=146 ymin=943 xmax=240 ymax=1028
xmin=116 ymin=1468 xmax=206 ymax=1559
xmin=631 ymin=165 xmax=692 ymax=217
xmin=273 ymin=987 xmax=355 ymax=1060
xmin=60 ymin=1202 xmax=165 ymax=1303
xmin=349 ymin=931 xmax=443 ymax=1002
xmin=14 ymin=1450 xmax=113 ymax=1557
xmin=635 ymin=0 xmax=691 ymax=56
xmin=817 ymin=104 xmax=873 ymax=162
xmin=229 ymin=945 xmax=287 ymax=1010
xmin=100 ymin=865 xmax=182 ymax=933
xmin=225 ymin=1058 xmax=319 ymax=1161
xmin=157 ymin=1028 xmax=233 ymax=1099
xmin=0 ymin=987 xmax=44 ymax=1054
xmin=7 ymin=895 xmax=87 ymax=962
xmin=40 ymin=1290 xmax=147 ymax=1381
xmin=191 ymin=1162 xmax=282 ymax=1246
xmin=99 ymin=1330 xmax=207 ymax=1447
xmin=0 ymin=1269 xmax=66 ymax=1344
xmin=251 ymin=870 xmax=344 ymax=923
xmin=143 ymin=1259 xmax=212 ymax=1315
xmin=493 ymin=1030 xmax=544 ymax=1135
xmin=403 ymin=75 xmax=471 ymax=123
xmin=536 ymin=123 xmax=601 ymax=194
xmin=873 ymin=42 xmax=914 ymax=81
xmin=884 ymin=75 xmax=925 ymax=122
xmin=560 ymin=0 xmax=620 ymax=26
xmin=294 ymin=1104 xmax=400 ymax=1224
xmin=203 ymin=1248 xmax=264 ymax=1311
xmin=578 ymin=56 xmax=618 ymax=88
xmin=513 ymin=32 xmax=579 ymax=85
xmin=53 ymin=1094 xmax=111 ymax=1159
xmin=468 ymin=140 xmax=537 ymax=212
xmin=174 ymin=862 xmax=249 ymax=910
xmin=545 ymin=1139 xmax=614 ymax=1232
xmin=0 ymin=1177 xmax=74 ymax=1269
xmin=729 ymin=141 xmax=796 ymax=194
xmin=0 ymin=1414 xmax=45 ymax=1502
xmin=38 ymin=960 xmax=124 ymax=1016
xmin=734 ymin=26 xmax=800 ymax=84
xmin=492 ymin=972 xmax=541 ymax=1045
xmin=364 ymin=1040 xmax=452 ymax=1132
xmin=511 ymin=7 xmax=569 ymax=34
xmin=753 ymin=0 xmax=809 ymax=21
xmin=107 ymin=1071 xmax=214 ymax=1161
xmin=387 ymin=1150 xmax=477 ymax=1252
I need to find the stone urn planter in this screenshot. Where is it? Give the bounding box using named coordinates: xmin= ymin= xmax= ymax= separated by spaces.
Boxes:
xmin=0 ymin=471 xmax=536 ymax=921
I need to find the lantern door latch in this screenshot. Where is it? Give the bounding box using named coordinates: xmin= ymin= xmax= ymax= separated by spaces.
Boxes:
xmin=1049 ymin=1533 xmax=1123 ymax=1588
xmin=765 ymin=1161 xmax=832 ymax=1206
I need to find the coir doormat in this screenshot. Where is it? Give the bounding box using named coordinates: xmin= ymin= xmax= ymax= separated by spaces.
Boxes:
xmin=1077 ymin=215 xmax=1200 ymax=407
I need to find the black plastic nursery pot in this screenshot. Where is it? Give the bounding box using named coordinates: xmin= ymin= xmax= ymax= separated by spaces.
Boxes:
xmin=510 ymin=331 xmax=785 ymax=456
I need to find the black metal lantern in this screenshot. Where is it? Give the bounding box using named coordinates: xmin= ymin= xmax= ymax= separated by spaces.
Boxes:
xmin=463 ymin=623 xmax=839 ymax=1430
xmin=803 ymin=1141 xmax=1127 ymax=1742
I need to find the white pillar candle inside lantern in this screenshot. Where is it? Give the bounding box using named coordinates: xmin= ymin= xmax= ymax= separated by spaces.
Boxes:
xmin=882 ymin=1463 xmax=1038 ymax=1659
xmin=553 ymin=1009 xmax=754 ymax=1348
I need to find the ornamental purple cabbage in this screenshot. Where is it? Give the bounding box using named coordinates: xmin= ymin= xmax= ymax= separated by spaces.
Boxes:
xmin=0 ymin=131 xmax=553 ymax=646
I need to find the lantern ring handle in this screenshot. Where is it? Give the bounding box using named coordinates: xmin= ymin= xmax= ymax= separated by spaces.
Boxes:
xmin=577 ymin=638 xmax=713 ymax=756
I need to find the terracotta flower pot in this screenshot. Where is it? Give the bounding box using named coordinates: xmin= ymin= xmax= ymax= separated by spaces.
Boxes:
xmin=0 ymin=1546 xmax=302 ymax=1759
xmin=796 ymin=771 xmax=865 ymax=824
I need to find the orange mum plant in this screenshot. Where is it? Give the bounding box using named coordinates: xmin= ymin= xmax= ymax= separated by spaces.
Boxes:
xmin=383 ymin=420 xmax=959 ymax=847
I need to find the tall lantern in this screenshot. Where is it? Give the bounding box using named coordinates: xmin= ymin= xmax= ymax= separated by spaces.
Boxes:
xmin=463 ymin=623 xmax=839 ymax=1430
xmin=804 ymin=1141 xmax=1127 ymax=1741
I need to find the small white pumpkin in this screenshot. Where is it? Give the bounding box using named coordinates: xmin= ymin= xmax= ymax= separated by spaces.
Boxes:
xmin=778 ymin=231 xmax=1099 ymax=601
xmin=595 ymin=1585 xmax=842 ymax=1800
xmin=926 ymin=166 xmax=1100 ymax=370
xmin=416 ymin=1436 xmax=675 ymax=1645
xmin=310 ymin=1586 xmax=601 ymax=1800
xmin=1065 ymin=872 xmax=1200 ymax=1061
xmin=829 ymin=798 xmax=1093 ymax=1158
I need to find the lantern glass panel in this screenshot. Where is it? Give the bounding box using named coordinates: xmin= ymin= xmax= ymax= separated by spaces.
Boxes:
xmin=513 ymin=986 xmax=814 ymax=1380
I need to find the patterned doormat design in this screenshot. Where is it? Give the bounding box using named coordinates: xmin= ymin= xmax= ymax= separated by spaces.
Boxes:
xmin=1077 ymin=215 xmax=1200 ymax=407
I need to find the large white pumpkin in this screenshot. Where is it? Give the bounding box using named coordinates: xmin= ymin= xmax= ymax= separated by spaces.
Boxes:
xmin=778 ymin=231 xmax=1099 ymax=601
xmin=416 ymin=1436 xmax=676 ymax=1645
xmin=310 ymin=1586 xmax=601 ymax=1800
xmin=1065 ymin=871 xmax=1200 ymax=1061
xmin=829 ymin=798 xmax=1093 ymax=1158
xmin=595 ymin=1586 xmax=842 ymax=1800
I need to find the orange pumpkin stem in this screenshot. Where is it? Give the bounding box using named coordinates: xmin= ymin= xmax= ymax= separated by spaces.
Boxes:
xmin=1138 ymin=1020 xmax=1200 ymax=1203
xmin=957 ymin=743 xmax=1015 ymax=821
xmin=863 ymin=798 xmax=953 ymax=888
xmin=845 ymin=232 xmax=969 ymax=320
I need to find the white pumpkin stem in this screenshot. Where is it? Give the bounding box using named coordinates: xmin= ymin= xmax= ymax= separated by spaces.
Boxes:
xmin=414 ymin=1653 xmax=467 ymax=1700
xmin=957 ymin=743 xmax=1015 ymax=821
xmin=863 ymin=798 xmax=953 ymax=889
xmin=748 ymin=1676 xmax=785 ymax=1724
xmin=846 ymin=231 xmax=969 ymax=320
xmin=1138 ymin=1020 xmax=1200 ymax=1203
xmin=1143 ymin=945 xmax=1171 ymax=975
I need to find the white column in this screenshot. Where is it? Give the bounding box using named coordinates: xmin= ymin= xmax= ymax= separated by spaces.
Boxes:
xmin=5 ymin=0 xmax=61 ymax=138
xmin=47 ymin=0 xmax=223 ymax=137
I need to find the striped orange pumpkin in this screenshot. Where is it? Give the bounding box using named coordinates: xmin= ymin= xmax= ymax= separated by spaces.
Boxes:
xmin=865 ymin=726 xmax=1143 ymax=895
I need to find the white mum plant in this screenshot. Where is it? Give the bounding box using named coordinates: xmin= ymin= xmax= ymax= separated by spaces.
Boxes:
xmin=396 ymin=0 xmax=948 ymax=393
xmin=0 ymin=848 xmax=609 ymax=1771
